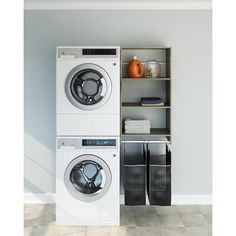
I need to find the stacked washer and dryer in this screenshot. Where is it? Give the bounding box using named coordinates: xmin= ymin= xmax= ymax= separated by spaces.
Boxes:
xmin=56 ymin=47 xmax=120 ymax=226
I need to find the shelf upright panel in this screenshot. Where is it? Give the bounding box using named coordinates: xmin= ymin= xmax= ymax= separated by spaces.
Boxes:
xmin=166 ymin=48 xmax=171 ymax=142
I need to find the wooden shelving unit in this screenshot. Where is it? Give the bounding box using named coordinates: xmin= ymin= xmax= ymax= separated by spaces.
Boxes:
xmin=121 ymin=47 xmax=172 ymax=141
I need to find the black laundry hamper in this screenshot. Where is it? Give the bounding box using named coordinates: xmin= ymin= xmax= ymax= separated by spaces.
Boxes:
xmin=124 ymin=144 xmax=146 ymax=205
xmin=147 ymin=144 xmax=171 ymax=206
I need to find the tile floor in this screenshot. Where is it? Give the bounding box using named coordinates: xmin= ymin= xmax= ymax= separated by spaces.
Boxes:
xmin=24 ymin=204 xmax=212 ymax=236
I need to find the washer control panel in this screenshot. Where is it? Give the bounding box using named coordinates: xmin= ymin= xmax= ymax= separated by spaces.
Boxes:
xmin=82 ymin=139 xmax=116 ymax=147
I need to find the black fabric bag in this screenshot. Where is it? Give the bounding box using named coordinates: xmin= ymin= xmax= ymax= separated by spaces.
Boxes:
xmin=147 ymin=144 xmax=171 ymax=206
xmin=124 ymin=144 xmax=146 ymax=205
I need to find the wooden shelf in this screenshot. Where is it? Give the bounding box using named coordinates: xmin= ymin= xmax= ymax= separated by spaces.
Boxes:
xmin=122 ymin=102 xmax=170 ymax=108
xmin=122 ymin=128 xmax=171 ymax=137
xmin=122 ymin=77 xmax=171 ymax=81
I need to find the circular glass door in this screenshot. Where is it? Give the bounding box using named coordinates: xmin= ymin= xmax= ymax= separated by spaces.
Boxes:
xmin=65 ymin=63 xmax=112 ymax=111
xmin=64 ymin=154 xmax=112 ymax=201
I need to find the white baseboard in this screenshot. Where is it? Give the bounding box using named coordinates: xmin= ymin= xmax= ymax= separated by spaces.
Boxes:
xmin=119 ymin=194 xmax=212 ymax=205
xmin=24 ymin=193 xmax=212 ymax=205
xmin=171 ymin=194 xmax=212 ymax=205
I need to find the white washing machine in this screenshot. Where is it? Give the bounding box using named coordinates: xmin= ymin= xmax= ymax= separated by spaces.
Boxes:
xmin=56 ymin=136 xmax=120 ymax=226
xmin=56 ymin=46 xmax=120 ymax=136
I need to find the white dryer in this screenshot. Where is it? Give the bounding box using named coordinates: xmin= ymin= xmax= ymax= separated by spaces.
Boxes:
xmin=56 ymin=46 xmax=120 ymax=136
xmin=56 ymin=136 xmax=120 ymax=226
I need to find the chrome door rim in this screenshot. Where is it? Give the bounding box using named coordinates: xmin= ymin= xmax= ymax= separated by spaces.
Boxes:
xmin=65 ymin=63 xmax=112 ymax=111
xmin=64 ymin=154 xmax=112 ymax=202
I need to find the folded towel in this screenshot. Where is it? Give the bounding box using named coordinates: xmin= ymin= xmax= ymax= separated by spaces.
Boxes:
xmin=124 ymin=119 xmax=151 ymax=134
xmin=141 ymin=102 xmax=164 ymax=106
xmin=125 ymin=126 xmax=150 ymax=130
xmin=125 ymin=130 xmax=150 ymax=134
xmin=125 ymin=121 xmax=150 ymax=125
xmin=125 ymin=123 xmax=151 ymax=127
xmin=125 ymin=129 xmax=150 ymax=134
xmin=125 ymin=119 xmax=150 ymax=122
xmin=125 ymin=119 xmax=151 ymax=125
xmin=125 ymin=126 xmax=151 ymax=130
xmin=125 ymin=124 xmax=151 ymax=134
xmin=141 ymin=97 xmax=164 ymax=102
xmin=141 ymin=97 xmax=164 ymax=105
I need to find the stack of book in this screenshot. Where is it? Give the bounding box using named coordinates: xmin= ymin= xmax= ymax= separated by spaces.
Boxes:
xmin=124 ymin=119 xmax=151 ymax=134
xmin=141 ymin=97 xmax=164 ymax=106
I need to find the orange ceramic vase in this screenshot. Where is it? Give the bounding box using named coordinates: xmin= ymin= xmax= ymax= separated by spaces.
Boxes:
xmin=128 ymin=56 xmax=144 ymax=78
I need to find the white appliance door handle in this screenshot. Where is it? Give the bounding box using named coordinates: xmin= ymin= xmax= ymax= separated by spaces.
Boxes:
xmin=100 ymin=78 xmax=106 ymax=96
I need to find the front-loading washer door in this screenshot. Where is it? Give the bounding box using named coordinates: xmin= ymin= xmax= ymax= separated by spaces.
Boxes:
xmin=65 ymin=63 xmax=112 ymax=111
xmin=64 ymin=154 xmax=112 ymax=202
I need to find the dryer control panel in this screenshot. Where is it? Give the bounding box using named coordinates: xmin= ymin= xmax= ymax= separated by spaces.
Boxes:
xmin=57 ymin=46 xmax=120 ymax=59
xmin=82 ymin=48 xmax=116 ymax=56
xmin=57 ymin=137 xmax=119 ymax=150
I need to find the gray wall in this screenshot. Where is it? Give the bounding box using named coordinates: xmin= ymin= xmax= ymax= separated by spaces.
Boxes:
xmin=24 ymin=10 xmax=212 ymax=195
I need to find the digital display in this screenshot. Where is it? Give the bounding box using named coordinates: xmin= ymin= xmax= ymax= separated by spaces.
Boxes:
xmin=82 ymin=139 xmax=116 ymax=146
xmin=82 ymin=49 xmax=116 ymax=55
